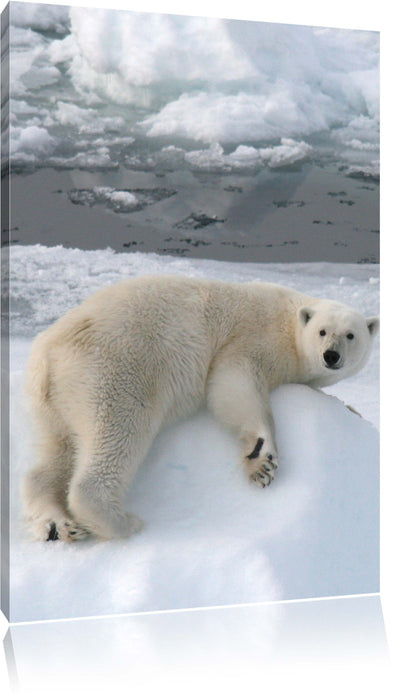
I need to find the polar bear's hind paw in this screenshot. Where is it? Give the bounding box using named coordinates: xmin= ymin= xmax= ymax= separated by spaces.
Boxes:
xmin=43 ymin=518 xmax=89 ymax=543
xmin=47 ymin=522 xmax=59 ymax=540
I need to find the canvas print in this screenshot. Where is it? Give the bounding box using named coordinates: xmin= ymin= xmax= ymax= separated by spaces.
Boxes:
xmin=1 ymin=2 xmax=379 ymax=624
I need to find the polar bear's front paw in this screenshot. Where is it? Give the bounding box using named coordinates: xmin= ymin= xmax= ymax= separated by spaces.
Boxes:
xmin=244 ymin=437 xmax=278 ymax=488
xmin=248 ymin=455 xmax=278 ymax=488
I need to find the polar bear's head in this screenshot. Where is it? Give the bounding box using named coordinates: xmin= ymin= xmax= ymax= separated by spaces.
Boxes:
xmin=297 ymin=300 xmax=379 ymax=387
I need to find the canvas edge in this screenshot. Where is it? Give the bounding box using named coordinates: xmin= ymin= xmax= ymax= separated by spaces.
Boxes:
xmin=1 ymin=0 xmax=11 ymax=624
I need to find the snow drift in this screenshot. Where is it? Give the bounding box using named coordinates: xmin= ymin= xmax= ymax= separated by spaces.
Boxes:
xmin=10 ymin=355 xmax=379 ymax=623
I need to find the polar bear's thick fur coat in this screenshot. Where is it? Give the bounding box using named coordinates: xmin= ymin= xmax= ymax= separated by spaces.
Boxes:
xmin=22 ymin=275 xmax=379 ymax=542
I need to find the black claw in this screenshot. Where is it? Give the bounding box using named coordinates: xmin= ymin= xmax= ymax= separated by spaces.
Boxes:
xmin=247 ymin=437 xmax=264 ymax=460
xmin=266 ymin=454 xmax=278 ymax=468
xmin=47 ymin=522 xmax=59 ymax=541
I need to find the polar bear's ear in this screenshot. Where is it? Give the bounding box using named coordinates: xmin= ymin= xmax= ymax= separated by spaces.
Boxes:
xmin=298 ymin=306 xmax=314 ymax=326
xmin=367 ymin=316 xmax=380 ymax=337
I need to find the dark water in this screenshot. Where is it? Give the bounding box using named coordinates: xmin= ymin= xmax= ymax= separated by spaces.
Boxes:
xmin=8 ymin=162 xmax=379 ymax=263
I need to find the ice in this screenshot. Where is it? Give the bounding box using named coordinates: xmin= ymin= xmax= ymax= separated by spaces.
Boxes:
xmin=124 ymin=139 xmax=312 ymax=174
xmin=94 ymin=187 xmax=139 ymax=210
xmin=52 ymin=151 xmax=119 ymax=170
xmin=7 ymin=246 xmax=379 ymax=622
xmin=8 ymin=5 xmax=379 ymax=177
xmin=344 ymin=162 xmax=380 ymax=181
xmin=67 ymin=185 xmax=177 ymax=212
xmin=141 ymin=89 xmax=328 ymax=143
xmin=185 ymin=142 xmax=260 ymax=172
xmin=10 ymin=124 xmax=56 ymax=155
xmin=53 ymin=101 xmax=125 ymax=134
xmin=183 ymin=140 xmax=313 ymax=172
xmin=68 ymin=9 xmax=256 ymax=89
xmin=10 ymin=2 xmax=69 ymax=33
xmin=10 ymin=25 xmax=61 ymax=96
xmin=262 ymin=139 xmax=314 ymax=167
xmin=142 ymin=86 xmax=329 ymax=143
xmin=10 ymin=124 xmax=58 ymax=169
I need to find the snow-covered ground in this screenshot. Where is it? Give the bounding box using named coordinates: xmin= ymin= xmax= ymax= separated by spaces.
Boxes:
xmin=7 ymin=245 xmax=379 ymax=623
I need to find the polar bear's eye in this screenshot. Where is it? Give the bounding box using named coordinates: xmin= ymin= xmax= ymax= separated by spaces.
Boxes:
xmin=319 ymin=329 xmax=326 ymax=336
xmin=347 ymin=333 xmax=354 ymax=340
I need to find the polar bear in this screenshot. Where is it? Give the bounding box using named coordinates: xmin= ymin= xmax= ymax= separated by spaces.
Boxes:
xmin=22 ymin=275 xmax=379 ymax=542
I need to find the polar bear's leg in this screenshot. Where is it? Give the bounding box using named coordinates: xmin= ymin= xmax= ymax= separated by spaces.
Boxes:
xmin=67 ymin=413 xmax=157 ymax=540
xmin=68 ymin=458 xmax=144 ymax=541
xmin=207 ymin=361 xmax=279 ymax=488
xmin=22 ymin=433 xmax=89 ymax=542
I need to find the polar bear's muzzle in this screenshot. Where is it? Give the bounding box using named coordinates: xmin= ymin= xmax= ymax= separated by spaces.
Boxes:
xmin=323 ymin=349 xmax=341 ymax=369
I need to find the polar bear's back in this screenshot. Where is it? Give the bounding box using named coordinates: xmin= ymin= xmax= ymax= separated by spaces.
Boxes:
xmin=25 ymin=276 xmax=234 ymax=427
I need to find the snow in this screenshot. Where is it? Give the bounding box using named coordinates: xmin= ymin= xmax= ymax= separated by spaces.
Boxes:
xmin=7 ymin=245 xmax=379 ymax=623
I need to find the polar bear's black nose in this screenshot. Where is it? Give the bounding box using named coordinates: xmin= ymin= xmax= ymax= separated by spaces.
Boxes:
xmin=323 ymin=349 xmax=340 ymax=367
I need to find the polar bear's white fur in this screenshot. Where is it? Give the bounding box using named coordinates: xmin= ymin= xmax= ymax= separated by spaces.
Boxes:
xmin=22 ymin=275 xmax=379 ymax=542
